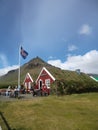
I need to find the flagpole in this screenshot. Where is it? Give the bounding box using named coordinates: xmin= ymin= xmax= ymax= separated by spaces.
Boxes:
xmin=18 ymin=46 xmax=28 ymax=90
xmin=18 ymin=45 xmax=21 ymax=88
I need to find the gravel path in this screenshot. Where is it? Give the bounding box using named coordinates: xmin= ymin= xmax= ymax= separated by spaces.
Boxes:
xmin=0 ymin=94 xmax=36 ymax=101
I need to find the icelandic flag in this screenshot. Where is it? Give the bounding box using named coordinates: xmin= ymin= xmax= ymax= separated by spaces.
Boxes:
xmin=20 ymin=46 xmax=28 ymax=59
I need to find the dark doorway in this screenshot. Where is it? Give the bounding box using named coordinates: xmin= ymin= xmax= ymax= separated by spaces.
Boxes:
xmin=39 ymin=80 xmax=42 ymax=89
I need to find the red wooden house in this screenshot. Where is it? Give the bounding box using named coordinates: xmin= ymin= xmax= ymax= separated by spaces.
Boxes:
xmin=35 ymin=67 xmax=55 ymax=94
xmin=23 ymin=73 xmax=34 ymax=92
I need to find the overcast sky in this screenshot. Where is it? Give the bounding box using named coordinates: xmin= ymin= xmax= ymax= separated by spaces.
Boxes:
xmin=0 ymin=0 xmax=98 ymax=76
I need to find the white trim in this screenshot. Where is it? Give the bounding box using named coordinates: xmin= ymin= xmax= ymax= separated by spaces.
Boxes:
xmin=23 ymin=73 xmax=33 ymax=84
xmin=36 ymin=67 xmax=55 ymax=83
xmin=90 ymin=76 xmax=98 ymax=82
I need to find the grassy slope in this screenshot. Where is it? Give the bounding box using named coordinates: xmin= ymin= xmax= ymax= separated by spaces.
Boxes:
xmin=0 ymin=93 xmax=98 ymax=130
xmin=0 ymin=65 xmax=94 ymax=88
xmin=0 ymin=57 xmax=95 ymax=88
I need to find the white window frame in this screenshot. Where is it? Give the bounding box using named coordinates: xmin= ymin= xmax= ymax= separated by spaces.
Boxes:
xmin=45 ymin=79 xmax=50 ymax=88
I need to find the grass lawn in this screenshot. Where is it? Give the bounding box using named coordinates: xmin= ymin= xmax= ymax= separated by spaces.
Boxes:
xmin=0 ymin=93 xmax=98 ymax=130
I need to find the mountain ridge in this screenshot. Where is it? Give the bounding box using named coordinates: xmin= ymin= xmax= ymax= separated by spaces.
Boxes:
xmin=0 ymin=56 xmax=96 ymax=88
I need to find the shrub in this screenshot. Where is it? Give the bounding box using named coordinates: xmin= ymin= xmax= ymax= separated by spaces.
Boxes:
xmin=51 ymin=79 xmax=98 ymax=95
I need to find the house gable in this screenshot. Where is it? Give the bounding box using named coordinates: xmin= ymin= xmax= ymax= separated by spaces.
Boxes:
xmin=23 ymin=73 xmax=33 ymax=83
xmin=36 ymin=67 xmax=55 ymax=83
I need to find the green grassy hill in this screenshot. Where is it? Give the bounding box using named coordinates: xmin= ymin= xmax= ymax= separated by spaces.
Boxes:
xmin=0 ymin=56 xmax=96 ymax=88
xmin=0 ymin=93 xmax=98 ymax=130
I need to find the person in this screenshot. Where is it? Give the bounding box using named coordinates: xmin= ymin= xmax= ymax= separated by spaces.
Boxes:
xmin=21 ymin=84 xmax=25 ymax=94
xmin=6 ymin=86 xmax=11 ymax=96
xmin=39 ymin=84 xmax=48 ymax=96
xmin=14 ymin=86 xmax=19 ymax=98
xmin=10 ymin=87 xmax=14 ymax=97
xmin=32 ymin=88 xmax=37 ymax=96
xmin=42 ymin=85 xmax=47 ymax=96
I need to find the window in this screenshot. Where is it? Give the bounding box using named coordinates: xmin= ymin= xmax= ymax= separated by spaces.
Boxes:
xmin=45 ymin=79 xmax=50 ymax=88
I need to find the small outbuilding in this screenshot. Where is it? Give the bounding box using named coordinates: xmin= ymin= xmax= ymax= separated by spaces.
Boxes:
xmin=23 ymin=73 xmax=34 ymax=92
